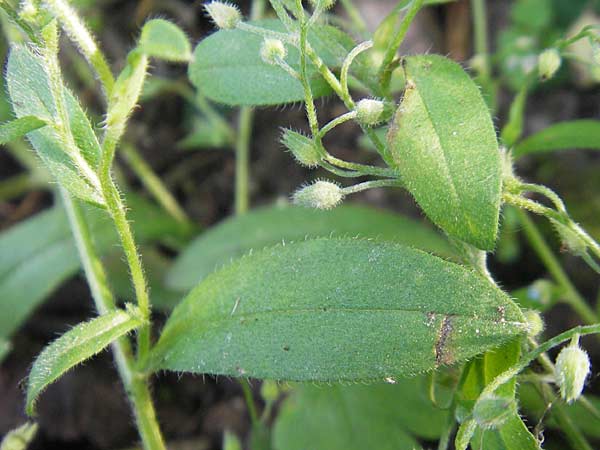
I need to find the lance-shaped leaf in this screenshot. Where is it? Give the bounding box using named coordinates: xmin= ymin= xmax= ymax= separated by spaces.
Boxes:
xmin=514 ymin=119 xmax=600 ymax=158
xmin=149 ymin=238 xmax=526 ymax=381
xmin=0 ymin=116 xmax=46 ymax=144
xmin=26 ymin=308 xmax=143 ymax=415
xmin=189 ymin=20 xmax=353 ymax=106
xmin=166 ymin=203 xmax=455 ymax=291
xmin=388 ymin=55 xmax=502 ymax=250
xmin=6 ymin=45 xmax=104 ymax=206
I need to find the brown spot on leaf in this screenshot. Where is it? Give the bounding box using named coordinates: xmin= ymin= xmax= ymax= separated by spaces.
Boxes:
xmin=434 ymin=315 xmax=454 ymax=366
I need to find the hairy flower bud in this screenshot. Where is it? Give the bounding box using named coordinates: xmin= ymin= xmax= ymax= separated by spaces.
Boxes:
xmin=355 ymin=99 xmax=385 ymax=126
xmin=293 ymin=180 xmax=343 ymax=210
xmin=473 ymin=395 xmax=515 ymax=429
xmin=204 ymin=1 xmax=241 ymax=30
xmin=523 ymin=309 xmax=544 ymax=337
xmin=261 ymin=39 xmax=286 ymax=65
xmin=555 ymin=344 xmax=591 ymax=403
xmin=538 ymin=48 xmax=561 ymax=81
xmin=281 ymin=129 xmax=320 ymax=167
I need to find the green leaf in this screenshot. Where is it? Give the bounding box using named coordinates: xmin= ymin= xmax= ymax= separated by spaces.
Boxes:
xmin=273 ymin=376 xmax=447 ymax=449
xmin=0 ymin=116 xmax=46 ymax=144
xmin=108 ymin=50 xmax=148 ymax=129
xmin=457 ymin=340 xmax=541 ymax=450
xmin=6 ymin=45 xmax=104 ymax=206
xmin=0 ymin=194 xmax=190 ymax=341
xmin=150 ymin=238 xmax=526 ymax=381
xmin=166 ymin=203 xmax=455 ymax=291
xmin=139 ymin=19 xmax=191 ymax=62
xmin=26 ymin=308 xmax=143 ymax=415
xmin=273 ymin=384 xmax=419 ymax=450
xmin=388 ymin=55 xmax=502 ymax=250
xmin=513 ymin=120 xmax=600 ymax=158
xmin=189 ymin=19 xmax=350 ymax=106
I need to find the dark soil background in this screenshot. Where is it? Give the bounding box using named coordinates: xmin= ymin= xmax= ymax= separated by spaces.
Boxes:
xmin=1 ymin=0 xmax=599 ymax=449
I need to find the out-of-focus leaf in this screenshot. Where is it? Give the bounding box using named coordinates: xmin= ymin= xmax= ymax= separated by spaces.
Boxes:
xmin=514 ymin=120 xmax=600 ymax=158
xmin=166 ymin=203 xmax=455 ymax=291
xmin=6 ymin=45 xmax=104 ymax=206
xmin=178 ymin=120 xmax=232 ymax=150
xmin=139 ymin=19 xmax=191 ymax=62
xmin=189 ymin=19 xmax=353 ymax=105
xmin=0 ymin=339 xmax=10 ymax=363
xmin=274 ymin=376 xmax=447 ymax=450
xmin=511 ymin=279 xmax=562 ymax=311
xmin=0 ymin=194 xmax=190 ymax=340
xmin=0 ymin=422 xmax=38 ymax=450
xmin=0 ymin=116 xmax=46 ymax=145
xmin=26 ymin=308 xmax=142 ymax=415
xmin=150 ymin=238 xmax=526 ymax=381
xmin=388 ymin=55 xmax=502 ymax=251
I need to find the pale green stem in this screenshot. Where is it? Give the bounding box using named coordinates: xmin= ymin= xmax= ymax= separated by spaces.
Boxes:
xmin=240 ymin=379 xmax=260 ymax=427
xmin=341 ymin=179 xmax=402 ymax=195
xmin=339 ymin=0 xmax=368 ymax=35
xmin=317 ymin=111 xmax=357 ymax=138
xmin=340 ymin=40 xmax=373 ymax=103
xmin=471 ymin=0 xmax=490 ymax=77
xmin=515 ymin=209 xmax=598 ymax=325
xmin=120 ymin=143 xmax=191 ymax=225
xmin=235 ymin=107 xmax=253 ymax=215
xmin=42 ymin=0 xmax=115 ymax=95
xmin=60 ymin=188 xmax=166 ymax=450
xmin=378 ymin=0 xmax=424 ymax=94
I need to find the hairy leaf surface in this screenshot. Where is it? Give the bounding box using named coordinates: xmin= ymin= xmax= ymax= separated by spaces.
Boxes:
xmin=166 ymin=203 xmax=455 ymax=291
xmin=150 ymin=238 xmax=525 ymax=381
xmin=189 ymin=20 xmax=351 ymax=105
xmin=514 ymin=119 xmax=600 ymax=158
xmin=139 ymin=19 xmax=191 ymax=62
xmin=388 ymin=55 xmax=502 ymax=250
xmin=6 ymin=45 xmax=104 ymax=206
xmin=26 ymin=308 xmax=142 ymax=415
xmin=0 ymin=116 xmax=46 ymax=144
xmin=273 ymin=377 xmax=447 ymax=450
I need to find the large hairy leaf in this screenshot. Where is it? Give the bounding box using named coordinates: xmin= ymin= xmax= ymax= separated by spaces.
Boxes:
xmin=273 ymin=377 xmax=447 ymax=450
xmin=0 ymin=116 xmax=46 ymax=144
xmin=26 ymin=308 xmax=142 ymax=415
xmin=166 ymin=203 xmax=455 ymax=291
xmin=6 ymin=45 xmax=104 ymax=206
xmin=149 ymin=238 xmax=526 ymax=381
xmin=388 ymin=55 xmax=502 ymax=250
xmin=514 ymin=120 xmax=600 ymax=158
xmin=189 ymin=20 xmax=352 ymax=105
xmin=0 ymin=194 xmax=190 ymax=341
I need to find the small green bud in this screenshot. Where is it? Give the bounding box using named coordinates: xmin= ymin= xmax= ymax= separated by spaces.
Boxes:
xmin=355 ymin=98 xmax=385 ymax=126
xmin=473 ymin=395 xmax=515 ymax=429
xmin=281 ymin=129 xmax=321 ymax=167
xmin=309 ymin=0 xmax=337 ymax=9
xmin=222 ymin=430 xmax=242 ymax=450
xmin=293 ymin=180 xmax=343 ymax=210
xmin=0 ymin=422 xmax=38 ymax=450
xmin=555 ymin=344 xmax=591 ymax=403
xmin=523 ymin=309 xmax=544 ymax=337
xmin=204 ymin=1 xmax=242 ymax=30
xmin=538 ymin=48 xmax=561 ymax=81
xmin=260 ymin=380 xmax=280 ymax=403
xmin=260 ymin=38 xmax=287 ymax=65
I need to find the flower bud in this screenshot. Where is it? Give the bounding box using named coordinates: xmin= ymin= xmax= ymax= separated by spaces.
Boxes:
xmin=473 ymin=395 xmax=515 ymax=429
xmin=524 ymin=309 xmax=544 ymax=337
xmin=260 ymin=380 xmax=280 ymax=403
xmin=260 ymin=39 xmax=287 ymax=65
xmin=281 ymin=129 xmax=320 ymax=167
xmin=293 ymin=180 xmax=343 ymax=210
xmin=552 ymin=220 xmax=588 ymax=256
xmin=538 ymin=48 xmax=561 ymax=81
xmin=204 ymin=1 xmax=241 ymax=30
xmin=355 ymin=99 xmax=385 ymax=126
xmin=555 ymin=344 xmax=590 ymax=403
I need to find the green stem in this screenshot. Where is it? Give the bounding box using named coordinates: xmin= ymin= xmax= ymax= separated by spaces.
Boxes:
xmin=341 ymin=179 xmax=402 ymax=195
xmin=235 ymin=107 xmax=253 ymax=215
xmin=120 ymin=143 xmax=191 ymax=225
xmin=378 ymin=0 xmax=424 ymax=94
xmin=60 ymin=189 xmax=166 ymax=450
xmin=515 ymin=209 xmax=598 ymax=324
xmin=240 ymin=379 xmax=260 ymax=427
xmin=339 ymin=0 xmax=368 ymax=35
xmin=470 ymin=0 xmax=489 ymax=77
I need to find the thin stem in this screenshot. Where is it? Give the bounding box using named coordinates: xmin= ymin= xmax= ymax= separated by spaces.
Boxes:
xmin=240 ymin=379 xmax=260 ymax=427
xmin=235 ymin=107 xmax=253 ymax=215
xmin=324 ymin=154 xmax=398 ymax=178
xmin=470 ymin=0 xmax=489 ymax=77
xmin=340 ymin=40 xmax=373 ymax=103
xmin=377 ymin=0 xmax=424 ymax=94
xmin=317 ymin=111 xmax=357 ymax=138
xmin=60 ymin=189 xmax=166 ymax=450
xmin=120 ymin=143 xmax=191 ymax=225
xmin=339 ymin=0 xmax=368 ymax=35
xmin=515 ymin=209 xmax=598 ymax=325
xmin=341 ymin=179 xmax=402 ymax=195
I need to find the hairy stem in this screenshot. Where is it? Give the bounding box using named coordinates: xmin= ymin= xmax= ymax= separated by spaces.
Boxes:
xmin=60 ymin=189 xmax=166 ymax=450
